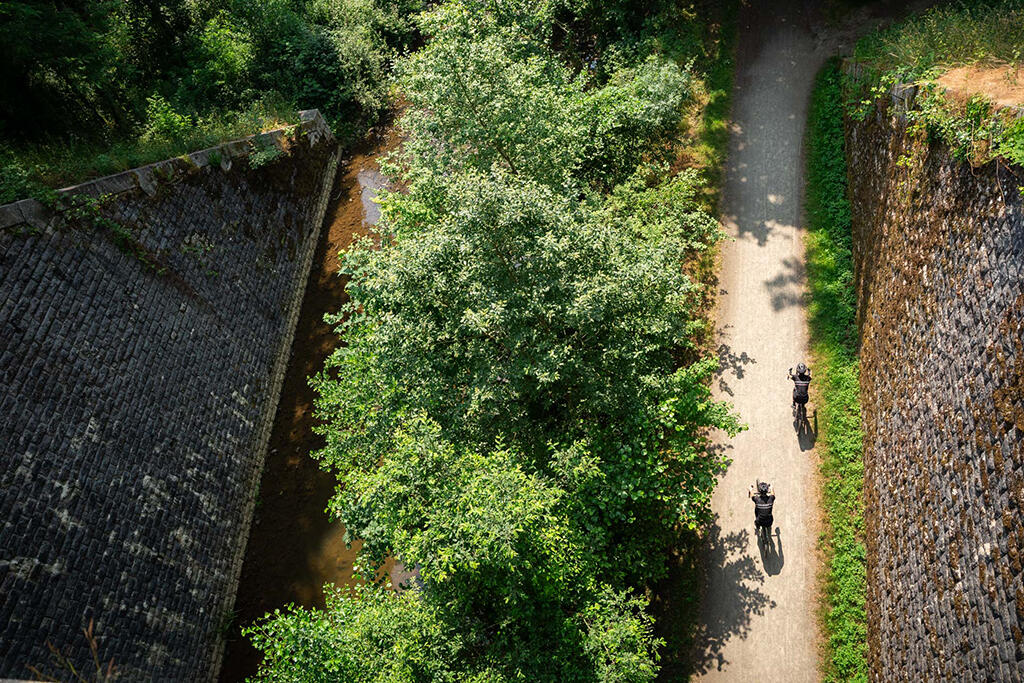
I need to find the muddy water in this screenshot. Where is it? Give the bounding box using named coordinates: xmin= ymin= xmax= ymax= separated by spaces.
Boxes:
xmin=218 ymin=128 xmax=397 ymax=683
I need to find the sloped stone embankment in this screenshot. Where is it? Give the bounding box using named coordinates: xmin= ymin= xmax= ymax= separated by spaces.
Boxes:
xmin=0 ymin=111 xmax=338 ymax=680
xmin=846 ymin=70 xmax=1024 ymax=681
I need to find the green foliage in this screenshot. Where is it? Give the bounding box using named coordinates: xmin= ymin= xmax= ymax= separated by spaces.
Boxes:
xmin=853 ymin=0 xmax=1024 ymax=78
xmin=995 ymin=116 xmax=1024 ymax=166
xmin=245 ymin=584 xmax=467 ymax=683
xmin=245 ymin=422 xmax=666 ymax=681
xmin=246 ymin=579 xmax=663 ymax=682
xmin=248 ymin=2 xmax=739 ymax=680
xmin=806 ymin=60 xmax=867 ymax=682
xmin=395 ymin=11 xmax=691 ymax=191
xmin=318 ymin=166 xmax=735 ymax=581
xmin=849 ymin=0 xmax=1024 ymax=167
xmin=0 ymin=0 xmax=422 ymax=197
xmin=142 ymin=95 xmax=195 ymax=143
xmin=0 ymin=0 xmax=123 ymax=135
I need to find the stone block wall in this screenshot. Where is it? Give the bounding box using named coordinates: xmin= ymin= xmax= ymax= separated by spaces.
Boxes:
xmin=0 ymin=111 xmax=339 ymax=680
xmin=845 ymin=77 xmax=1024 ymax=680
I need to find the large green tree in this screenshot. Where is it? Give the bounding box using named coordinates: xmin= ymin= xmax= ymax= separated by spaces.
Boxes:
xmin=246 ymin=419 xmax=665 ymax=682
xmin=248 ymin=3 xmax=738 ymax=680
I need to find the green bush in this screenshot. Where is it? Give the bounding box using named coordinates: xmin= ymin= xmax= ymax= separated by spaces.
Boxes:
xmin=141 ymin=95 xmax=195 ymax=143
xmin=806 ymin=59 xmax=867 ymax=683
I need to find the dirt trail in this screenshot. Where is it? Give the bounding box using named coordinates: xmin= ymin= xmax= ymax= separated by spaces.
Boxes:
xmin=692 ymin=2 xmax=825 ymax=680
xmin=218 ymin=128 xmax=396 ymax=682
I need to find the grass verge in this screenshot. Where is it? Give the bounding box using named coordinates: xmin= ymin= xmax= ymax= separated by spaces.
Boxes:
xmin=804 ymin=58 xmax=867 ymax=682
xmin=848 ymin=0 xmax=1024 ymax=168
xmin=0 ymin=100 xmax=298 ymax=204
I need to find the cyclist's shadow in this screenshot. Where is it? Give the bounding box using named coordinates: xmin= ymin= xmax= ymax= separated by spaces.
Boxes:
xmin=757 ymin=528 xmax=785 ymax=576
xmin=793 ymin=407 xmax=817 ymax=451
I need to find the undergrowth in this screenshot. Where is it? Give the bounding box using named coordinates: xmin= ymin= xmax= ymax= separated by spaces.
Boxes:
xmin=805 ymin=59 xmax=867 ymax=682
xmin=849 ymin=0 xmax=1024 ymax=167
xmin=853 ymin=0 xmax=1024 ymax=76
xmin=0 ymin=99 xmax=297 ymax=204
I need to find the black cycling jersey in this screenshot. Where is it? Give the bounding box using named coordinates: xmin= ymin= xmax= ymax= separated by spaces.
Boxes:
xmin=753 ymin=494 xmax=775 ymax=522
xmin=792 ymin=372 xmax=811 ymax=399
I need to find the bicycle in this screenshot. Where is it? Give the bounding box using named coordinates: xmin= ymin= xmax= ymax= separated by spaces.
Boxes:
xmin=749 ymin=480 xmax=774 ymax=544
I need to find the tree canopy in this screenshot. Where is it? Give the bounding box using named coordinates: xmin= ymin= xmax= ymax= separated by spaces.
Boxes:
xmin=245 ymin=2 xmax=740 ymax=680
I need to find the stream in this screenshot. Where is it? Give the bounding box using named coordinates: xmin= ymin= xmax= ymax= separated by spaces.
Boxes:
xmin=218 ymin=127 xmax=397 ymax=682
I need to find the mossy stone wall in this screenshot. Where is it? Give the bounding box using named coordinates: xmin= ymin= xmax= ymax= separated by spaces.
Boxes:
xmin=0 ymin=112 xmax=339 ymax=680
xmin=846 ymin=85 xmax=1024 ymax=681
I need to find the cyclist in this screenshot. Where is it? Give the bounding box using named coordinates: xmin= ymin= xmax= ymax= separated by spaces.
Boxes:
xmin=748 ymin=481 xmax=775 ymax=538
xmin=788 ymin=362 xmax=812 ymax=409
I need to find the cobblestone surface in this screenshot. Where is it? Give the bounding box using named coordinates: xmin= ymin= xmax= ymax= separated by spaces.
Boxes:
xmin=0 ymin=113 xmax=338 ymax=681
xmin=846 ymin=83 xmax=1024 ymax=681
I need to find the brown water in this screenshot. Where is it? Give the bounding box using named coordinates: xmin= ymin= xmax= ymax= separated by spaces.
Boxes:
xmin=218 ymin=127 xmax=398 ymax=682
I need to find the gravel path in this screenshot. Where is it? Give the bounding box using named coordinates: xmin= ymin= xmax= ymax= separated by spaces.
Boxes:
xmin=693 ymin=2 xmax=826 ymax=680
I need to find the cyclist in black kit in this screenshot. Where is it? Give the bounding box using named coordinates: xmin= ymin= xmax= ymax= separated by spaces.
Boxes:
xmin=748 ymin=481 xmax=775 ymax=542
xmin=788 ymin=362 xmax=811 ymax=408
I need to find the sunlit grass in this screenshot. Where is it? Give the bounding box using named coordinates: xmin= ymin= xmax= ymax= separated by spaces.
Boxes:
xmin=805 ymin=58 xmax=867 ymax=683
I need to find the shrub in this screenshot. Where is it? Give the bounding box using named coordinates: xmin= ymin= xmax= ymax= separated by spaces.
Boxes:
xmin=141 ymin=95 xmax=194 ymax=143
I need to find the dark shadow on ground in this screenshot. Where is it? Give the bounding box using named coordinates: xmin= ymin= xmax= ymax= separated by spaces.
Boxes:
xmin=655 ymin=518 xmax=774 ymax=679
xmin=714 ymin=325 xmax=757 ymax=397
xmin=763 ymin=255 xmax=807 ymax=311
xmin=758 ymin=527 xmax=785 ymax=576
xmin=793 ymin=406 xmax=817 ymax=450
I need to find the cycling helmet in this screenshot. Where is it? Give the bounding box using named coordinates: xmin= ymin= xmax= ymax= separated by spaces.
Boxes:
xmin=757 ymin=481 xmax=769 ymax=495
xmin=796 ymin=363 xmax=807 ymax=375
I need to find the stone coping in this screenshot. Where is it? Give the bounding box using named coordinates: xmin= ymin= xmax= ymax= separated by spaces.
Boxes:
xmin=0 ymin=109 xmax=333 ymax=232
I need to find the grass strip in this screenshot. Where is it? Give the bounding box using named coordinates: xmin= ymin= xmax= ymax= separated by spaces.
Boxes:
xmin=804 ymin=58 xmax=867 ymax=682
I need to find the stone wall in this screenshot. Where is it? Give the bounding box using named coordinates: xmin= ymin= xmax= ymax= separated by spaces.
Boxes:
xmin=0 ymin=111 xmax=339 ymax=681
xmin=845 ymin=75 xmax=1024 ymax=680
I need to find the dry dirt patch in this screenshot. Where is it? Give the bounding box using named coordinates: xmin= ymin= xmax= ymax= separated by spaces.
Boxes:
xmin=934 ymin=64 xmax=1024 ymax=108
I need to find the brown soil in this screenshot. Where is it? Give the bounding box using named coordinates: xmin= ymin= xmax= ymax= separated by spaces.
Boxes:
xmin=935 ymin=64 xmax=1024 ymax=109
xmin=218 ymin=125 xmax=399 ymax=683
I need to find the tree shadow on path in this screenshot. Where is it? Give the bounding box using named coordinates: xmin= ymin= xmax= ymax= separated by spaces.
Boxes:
xmin=714 ymin=325 xmax=757 ymax=397
xmin=688 ymin=519 xmax=776 ymax=676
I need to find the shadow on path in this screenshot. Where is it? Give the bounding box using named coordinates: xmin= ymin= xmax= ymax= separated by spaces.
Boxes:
xmin=758 ymin=528 xmax=785 ymax=576
xmin=691 ymin=520 xmax=776 ymax=676
xmin=763 ymin=256 xmax=807 ymax=311
xmin=793 ymin=407 xmax=818 ymax=451
xmin=714 ymin=325 xmax=757 ymax=397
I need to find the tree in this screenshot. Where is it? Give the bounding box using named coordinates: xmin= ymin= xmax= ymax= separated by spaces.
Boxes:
xmin=248 ymin=419 xmax=665 ymax=682
xmin=394 ymin=8 xmax=692 ymax=191
xmin=251 ymin=3 xmax=739 ymax=679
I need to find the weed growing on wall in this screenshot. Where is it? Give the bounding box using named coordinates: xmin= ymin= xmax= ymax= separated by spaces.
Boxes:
xmin=848 ymin=0 xmax=1024 ymax=168
xmin=806 ymin=59 xmax=867 ymax=682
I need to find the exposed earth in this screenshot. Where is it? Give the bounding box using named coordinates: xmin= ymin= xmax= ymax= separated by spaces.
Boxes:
xmin=935 ymin=64 xmax=1024 ymax=109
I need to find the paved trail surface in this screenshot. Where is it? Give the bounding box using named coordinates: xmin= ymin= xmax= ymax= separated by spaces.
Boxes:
xmin=693 ymin=2 xmax=826 ymax=680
